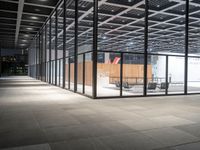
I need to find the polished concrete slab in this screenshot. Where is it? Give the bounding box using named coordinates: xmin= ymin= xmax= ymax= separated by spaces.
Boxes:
xmin=1 ymin=76 xmax=200 ymax=150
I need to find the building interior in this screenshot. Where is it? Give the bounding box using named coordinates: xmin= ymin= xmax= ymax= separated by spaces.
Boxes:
xmin=1 ymin=0 xmax=200 ymax=149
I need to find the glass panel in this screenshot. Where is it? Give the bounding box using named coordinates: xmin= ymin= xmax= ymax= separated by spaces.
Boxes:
xmin=148 ymin=0 xmax=185 ymax=56
xmin=78 ymin=0 xmax=93 ymax=54
xmin=98 ymin=0 xmax=145 ymax=53
xmin=189 ymin=0 xmax=200 ymax=56
xmin=122 ymin=53 xmax=144 ymax=96
xmin=97 ymin=52 xmax=120 ymax=97
xmin=147 ymin=55 xmax=166 ymax=95
xmin=57 ymin=59 xmax=59 ymax=86
xmin=70 ymin=56 xmax=74 ymax=90
xmin=51 ymin=60 xmax=55 ymax=84
xmin=168 ymin=56 xmax=184 ymax=94
xmin=85 ymin=52 xmax=93 ymax=96
xmin=188 ymin=57 xmax=200 ymax=93
xmin=51 ymin=13 xmax=56 ymax=85
xmin=65 ymin=57 xmax=69 ymax=89
xmin=57 ymin=3 xmax=64 ymax=87
xmin=46 ymin=62 xmax=49 ymax=83
xmin=77 ymin=55 xmax=83 ymax=93
xmin=65 ymin=1 xmax=75 ymax=90
xmin=60 ymin=59 xmax=63 ymax=87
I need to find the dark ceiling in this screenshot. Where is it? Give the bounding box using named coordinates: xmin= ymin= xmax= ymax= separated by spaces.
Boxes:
xmin=0 ymin=0 xmax=59 ymax=49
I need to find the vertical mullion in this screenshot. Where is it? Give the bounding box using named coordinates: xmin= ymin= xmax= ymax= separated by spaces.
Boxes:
xmin=55 ymin=9 xmax=58 ymax=86
xmin=35 ymin=37 xmax=38 ymax=79
xmin=120 ymin=53 xmax=123 ymax=96
xmin=41 ymin=31 xmax=43 ymax=81
xmin=184 ymin=0 xmax=189 ymax=94
xmin=83 ymin=54 xmax=85 ymax=94
xmin=68 ymin=57 xmax=70 ymax=89
xmin=165 ymin=55 xmax=168 ymax=95
xmin=63 ymin=0 xmax=66 ymax=88
xmin=49 ymin=18 xmax=52 ymax=84
xmin=92 ymin=0 xmax=98 ymax=98
xmin=39 ymin=33 xmax=40 ymax=80
xmin=74 ymin=0 xmax=78 ymax=92
xmin=39 ymin=33 xmax=42 ymax=80
xmin=0 ymin=47 xmax=1 ymax=77
xmin=44 ymin=25 xmax=47 ymax=82
xmin=58 ymin=59 xmax=61 ymax=86
xmin=143 ymin=0 xmax=149 ymax=96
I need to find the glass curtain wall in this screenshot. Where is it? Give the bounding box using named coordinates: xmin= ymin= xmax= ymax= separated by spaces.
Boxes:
xmin=77 ymin=0 xmax=94 ymax=95
xmin=65 ymin=0 xmax=75 ymax=91
xmin=29 ymin=0 xmax=200 ymax=99
xmin=57 ymin=4 xmax=64 ymax=87
xmin=51 ymin=13 xmax=56 ymax=85
xmin=97 ymin=0 xmax=145 ymax=97
xmin=148 ymin=0 xmax=186 ymax=95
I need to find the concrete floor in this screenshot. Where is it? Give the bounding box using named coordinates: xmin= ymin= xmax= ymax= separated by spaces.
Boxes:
xmin=1 ymin=77 xmax=200 ymax=150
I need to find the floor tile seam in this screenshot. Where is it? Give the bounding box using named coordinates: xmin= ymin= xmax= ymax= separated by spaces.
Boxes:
xmin=152 ymin=139 xmax=200 ymax=150
xmin=0 ymin=143 xmax=51 ymax=150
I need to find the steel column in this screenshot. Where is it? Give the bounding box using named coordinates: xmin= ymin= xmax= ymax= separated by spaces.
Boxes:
xmin=184 ymin=0 xmax=189 ymax=94
xmin=143 ymin=0 xmax=149 ymax=96
xmin=92 ymin=0 xmax=98 ymax=98
xmin=74 ymin=0 xmax=78 ymax=92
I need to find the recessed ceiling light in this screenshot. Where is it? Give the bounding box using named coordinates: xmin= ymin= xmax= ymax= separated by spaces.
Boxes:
xmin=27 ymin=27 xmax=33 ymax=30
xmin=31 ymin=16 xmax=38 ymax=20
xmin=24 ymin=35 xmax=29 ymax=37
xmin=157 ymin=5 xmax=160 ymax=7
xmin=111 ymin=9 xmax=114 ymax=12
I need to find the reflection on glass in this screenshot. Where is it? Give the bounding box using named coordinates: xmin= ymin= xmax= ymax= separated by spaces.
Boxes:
xmin=188 ymin=57 xmax=200 ymax=93
xmin=123 ymin=53 xmax=144 ymax=96
xmin=70 ymin=56 xmax=74 ymax=90
xmin=168 ymin=56 xmax=184 ymax=94
xmin=84 ymin=52 xmax=93 ymax=96
xmin=65 ymin=58 xmax=69 ymax=89
xmin=77 ymin=55 xmax=83 ymax=93
xmin=97 ymin=52 xmax=120 ymax=97
xmin=147 ymin=55 xmax=166 ymax=95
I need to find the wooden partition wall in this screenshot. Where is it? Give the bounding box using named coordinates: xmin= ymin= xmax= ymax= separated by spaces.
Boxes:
xmin=65 ymin=61 xmax=93 ymax=86
xmin=65 ymin=62 xmax=152 ymax=86
xmin=98 ymin=63 xmax=152 ymax=85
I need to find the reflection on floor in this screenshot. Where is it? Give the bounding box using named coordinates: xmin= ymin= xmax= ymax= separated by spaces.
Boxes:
xmin=1 ymin=76 xmax=200 ymax=150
